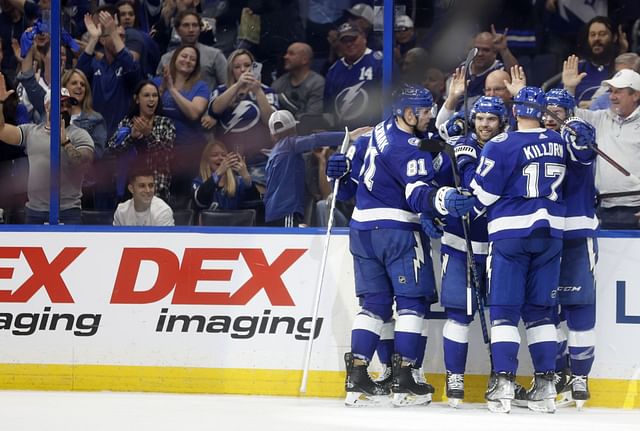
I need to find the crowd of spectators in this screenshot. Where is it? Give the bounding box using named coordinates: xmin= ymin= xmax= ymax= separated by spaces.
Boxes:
xmin=0 ymin=0 xmax=638 ymax=228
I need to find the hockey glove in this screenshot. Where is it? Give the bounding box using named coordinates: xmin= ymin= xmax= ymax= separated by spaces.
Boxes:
xmin=445 ymin=111 xmax=466 ymax=138
xmin=420 ymin=213 xmax=445 ymax=239
xmin=432 ymin=186 xmax=475 ymax=218
xmin=561 ymin=117 xmax=597 ymax=163
xmin=326 ymin=153 xmax=351 ymax=180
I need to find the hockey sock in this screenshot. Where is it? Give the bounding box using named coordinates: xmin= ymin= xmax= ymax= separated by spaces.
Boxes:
xmin=490 ymin=305 xmax=521 ymax=374
xmin=555 ymin=326 xmax=569 ymax=371
xmin=351 ymin=311 xmax=383 ymax=362
xmin=524 ymin=304 xmax=557 ymax=373
xmin=375 ymin=319 xmax=395 ymax=366
xmin=414 ymin=318 xmax=429 ymax=368
xmin=394 ymin=312 xmax=423 ymax=364
xmin=443 ymin=308 xmax=473 ymax=373
xmin=566 ymin=303 xmax=596 ymax=376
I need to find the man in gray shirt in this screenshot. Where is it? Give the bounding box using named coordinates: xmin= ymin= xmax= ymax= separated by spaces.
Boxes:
xmin=272 ymin=42 xmax=325 ymax=119
xmin=0 ymin=80 xmax=94 ymax=224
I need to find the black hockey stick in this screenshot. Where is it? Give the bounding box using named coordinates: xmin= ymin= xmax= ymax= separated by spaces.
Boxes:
xmin=462 ymin=48 xmax=478 ymax=137
xmin=506 ymin=100 xmax=640 ymax=182
xmin=418 ymin=138 xmax=492 ymax=352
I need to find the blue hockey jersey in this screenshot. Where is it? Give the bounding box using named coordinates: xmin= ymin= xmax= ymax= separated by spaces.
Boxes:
xmin=471 ymin=128 xmax=567 ymax=240
xmin=324 ymin=49 xmax=383 ymax=129
xmin=350 ymin=118 xmax=439 ymax=231
xmin=564 ymin=158 xmax=598 ymax=239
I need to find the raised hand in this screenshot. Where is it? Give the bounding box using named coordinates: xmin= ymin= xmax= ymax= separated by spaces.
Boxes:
xmin=0 ymin=73 xmax=15 ymax=102
xmin=84 ymin=13 xmax=102 ymax=40
xmin=98 ymin=11 xmax=117 ymax=36
xmin=506 ymin=65 xmax=526 ymax=96
xmin=562 ymin=55 xmax=586 ymax=91
xmin=617 ymin=25 xmax=629 ymax=53
xmin=491 ymin=24 xmax=509 ymax=53
xmin=449 ymin=67 xmax=466 ymax=99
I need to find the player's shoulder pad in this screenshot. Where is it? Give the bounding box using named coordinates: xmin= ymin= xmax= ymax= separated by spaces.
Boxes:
xmin=373 ymin=51 xmax=383 ymax=60
xmin=489 ymin=132 xmax=508 ymax=143
xmin=447 ymin=135 xmax=463 ymax=145
xmin=454 ymin=144 xmax=477 ymax=159
xmin=408 ymin=137 xmax=421 ymax=147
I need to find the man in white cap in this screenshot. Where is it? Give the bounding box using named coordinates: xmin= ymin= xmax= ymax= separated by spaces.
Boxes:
xmin=346 ymin=3 xmax=382 ymax=51
xmin=263 ymin=109 xmax=369 ymax=226
xmin=0 ymin=75 xmax=95 ymax=224
xmin=563 ymin=58 xmax=640 ymax=228
xmin=394 ymin=14 xmax=416 ymax=62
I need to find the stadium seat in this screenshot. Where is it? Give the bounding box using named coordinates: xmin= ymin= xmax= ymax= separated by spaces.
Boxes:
xmin=81 ymin=210 xmax=115 ymax=225
xmin=199 ymin=209 xmax=257 ymax=226
xmin=173 ymin=209 xmax=195 ymax=226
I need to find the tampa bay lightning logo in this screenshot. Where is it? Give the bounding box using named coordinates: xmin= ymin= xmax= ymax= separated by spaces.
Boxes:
xmin=491 ymin=132 xmax=508 ymax=143
xmin=408 ymin=137 xmax=421 ymax=146
xmin=335 ymin=81 xmax=368 ymax=120
xmin=220 ymin=100 xmax=260 ymax=133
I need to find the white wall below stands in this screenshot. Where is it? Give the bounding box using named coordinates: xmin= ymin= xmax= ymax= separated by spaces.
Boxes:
xmin=0 ymin=228 xmax=638 ymax=407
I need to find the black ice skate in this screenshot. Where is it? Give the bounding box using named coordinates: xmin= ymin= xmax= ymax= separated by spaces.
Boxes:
xmin=569 ymin=375 xmax=590 ymax=410
xmin=445 ymin=371 xmax=464 ymax=408
xmin=485 ymin=371 xmax=515 ymax=413
xmin=344 ymin=352 xmax=390 ymax=407
xmin=555 ymin=367 xmax=573 ymax=408
xmin=373 ymin=363 xmax=393 ymax=392
xmin=527 ymin=371 xmax=557 ymax=413
xmin=391 ymin=354 xmax=434 ymax=407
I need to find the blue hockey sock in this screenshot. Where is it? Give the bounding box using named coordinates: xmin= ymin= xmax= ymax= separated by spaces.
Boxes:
xmin=375 ymin=320 xmax=395 ymax=365
xmin=351 ymin=311 xmax=383 ymax=362
xmin=491 ymin=325 xmax=520 ymax=374
xmin=568 ymin=329 xmax=596 ymax=376
xmin=394 ymin=313 xmax=423 ymax=363
xmin=443 ymin=319 xmax=469 ymax=374
xmin=526 ymin=323 xmax=557 ymax=373
xmin=414 ymin=318 xmax=429 ymax=367
xmin=555 ymin=326 xmax=569 ymax=371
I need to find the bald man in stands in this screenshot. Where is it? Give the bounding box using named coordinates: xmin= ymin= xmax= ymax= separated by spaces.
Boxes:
xmin=272 ymin=42 xmax=325 ymax=119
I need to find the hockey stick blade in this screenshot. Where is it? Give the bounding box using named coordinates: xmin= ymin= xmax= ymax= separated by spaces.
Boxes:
xmin=417 ymin=138 xmax=446 ymax=153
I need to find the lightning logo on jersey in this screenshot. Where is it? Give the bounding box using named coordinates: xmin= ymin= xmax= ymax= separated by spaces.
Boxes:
xmin=220 ymin=100 xmax=260 ymax=133
xmin=335 ymin=81 xmax=368 ymax=120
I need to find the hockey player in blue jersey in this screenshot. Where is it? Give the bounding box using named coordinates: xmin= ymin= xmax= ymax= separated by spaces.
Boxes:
xmin=436 ymin=96 xmax=507 ymax=407
xmin=471 ymin=86 xmax=568 ymax=414
xmin=543 ymin=89 xmax=599 ymax=409
xmin=341 ymin=84 xmax=475 ymax=407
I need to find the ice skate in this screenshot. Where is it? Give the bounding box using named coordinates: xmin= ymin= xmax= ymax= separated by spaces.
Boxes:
xmin=570 ymin=375 xmax=589 ymax=410
xmin=512 ymin=380 xmax=528 ymax=408
xmin=445 ymin=372 xmax=464 ymax=408
xmin=554 ymin=367 xmax=573 ymax=407
xmin=485 ymin=372 xmax=515 ymax=413
xmin=527 ymin=372 xmax=557 ymax=413
xmin=373 ymin=364 xmax=393 ymax=392
xmin=344 ymin=352 xmax=390 ymax=407
xmin=390 ymin=354 xmax=434 ymax=407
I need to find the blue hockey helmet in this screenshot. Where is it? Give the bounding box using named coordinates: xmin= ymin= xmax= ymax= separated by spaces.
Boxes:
xmin=513 ymin=86 xmax=545 ymax=120
xmin=544 ymin=88 xmax=575 ymax=117
xmin=392 ymin=84 xmax=434 ymax=117
xmin=470 ymin=96 xmax=507 ymax=127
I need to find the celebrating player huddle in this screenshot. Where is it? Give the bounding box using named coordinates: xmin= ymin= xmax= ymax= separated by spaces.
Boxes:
xmin=326 ymin=83 xmax=598 ymax=413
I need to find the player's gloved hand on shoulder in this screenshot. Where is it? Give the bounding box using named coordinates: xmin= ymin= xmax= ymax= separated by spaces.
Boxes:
xmin=432 ymin=186 xmax=475 ymax=218
xmin=420 ymin=213 xmax=445 ymax=239
xmin=444 ymin=111 xmax=466 ymax=137
xmin=326 ymin=153 xmax=351 ymax=180
xmin=561 ymin=117 xmax=597 ymax=163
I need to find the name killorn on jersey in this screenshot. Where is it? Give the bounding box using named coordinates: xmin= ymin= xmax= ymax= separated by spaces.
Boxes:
xmin=522 ymin=142 xmax=564 ymax=160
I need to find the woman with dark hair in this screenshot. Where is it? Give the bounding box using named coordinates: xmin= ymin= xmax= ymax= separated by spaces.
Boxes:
xmin=152 ymin=43 xmax=209 ymax=207
xmin=107 ymin=80 xmax=175 ymax=203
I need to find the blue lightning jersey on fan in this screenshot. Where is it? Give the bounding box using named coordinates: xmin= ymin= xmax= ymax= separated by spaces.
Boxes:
xmin=324 ymin=49 xmax=383 ymax=129
xmin=350 ymin=118 xmax=439 ymax=231
xmin=441 ymin=134 xmax=489 ymax=262
xmin=564 ymin=157 xmax=598 ymax=238
xmin=471 ymin=128 xmax=567 ymax=240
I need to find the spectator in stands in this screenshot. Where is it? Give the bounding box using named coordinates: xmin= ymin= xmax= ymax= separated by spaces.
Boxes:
xmin=570 ymin=16 xmax=629 ymax=107
xmin=153 ymin=44 xmax=208 ymax=206
xmin=113 ymin=165 xmax=174 ymax=226
xmin=324 ymin=22 xmax=383 ymax=129
xmin=77 ymin=10 xmax=143 ymax=137
xmin=589 ymin=53 xmax=640 ymax=111
xmin=394 ymin=14 xmax=416 ymax=64
xmin=304 ymin=0 xmax=350 ymax=58
xmin=0 ymin=80 xmax=95 ymax=224
xmin=271 ymin=42 xmax=325 ymax=119
xmin=208 ymin=48 xmax=278 ymax=190
xmin=107 ymin=80 xmax=175 ymax=204
xmin=15 ymin=31 xmax=48 ymax=124
xmin=116 ymin=0 xmax=161 ymax=78
xmin=563 ymin=58 xmax=640 ymax=229
xmin=346 ymin=3 xmax=382 ymax=51
xmin=62 ymin=69 xmax=107 ymax=159
xmin=0 ymin=0 xmax=39 ymax=82
xmin=152 ymin=0 xmax=214 ymax=54
xmin=155 ymin=10 xmax=227 ymax=91
xmin=263 ymin=109 xmax=369 ymax=227
xmin=191 ymin=138 xmax=254 ymax=211
xmin=399 ymin=47 xmax=429 ymax=85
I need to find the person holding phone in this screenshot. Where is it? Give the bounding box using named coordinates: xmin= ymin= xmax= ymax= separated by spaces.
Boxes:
xmin=208 ymin=48 xmax=278 ymax=190
xmin=0 ymin=78 xmax=95 ymax=224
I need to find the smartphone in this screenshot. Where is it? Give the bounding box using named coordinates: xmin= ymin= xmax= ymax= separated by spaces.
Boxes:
xmin=251 ymin=61 xmax=262 ymax=81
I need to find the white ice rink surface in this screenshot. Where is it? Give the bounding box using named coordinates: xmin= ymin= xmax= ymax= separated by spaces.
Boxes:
xmin=2 ymin=391 xmax=640 ymax=431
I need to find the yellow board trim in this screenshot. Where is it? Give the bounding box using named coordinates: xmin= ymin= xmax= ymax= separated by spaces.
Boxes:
xmin=0 ymin=364 xmax=637 ymax=409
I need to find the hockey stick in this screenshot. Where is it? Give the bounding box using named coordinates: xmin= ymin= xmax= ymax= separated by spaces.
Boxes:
xmin=461 ymin=48 xmax=479 ymax=316
xmin=507 ymin=100 xmax=640 ymax=183
xmin=299 ymin=127 xmax=350 ymax=394
xmin=418 ymin=138 xmax=492 ymax=350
